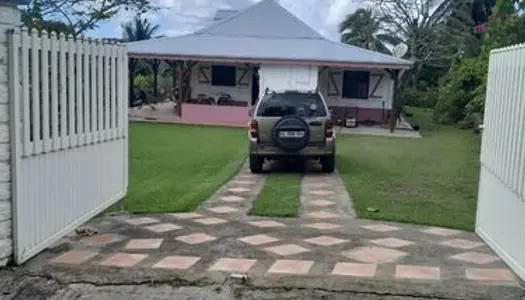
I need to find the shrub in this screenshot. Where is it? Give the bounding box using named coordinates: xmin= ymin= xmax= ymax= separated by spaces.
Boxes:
xmin=134 ymin=75 xmax=151 ymax=90
xmin=434 ymin=57 xmax=487 ymax=125
xmin=435 ymin=6 xmax=525 ymax=128
xmin=401 ymin=83 xmax=439 ymax=108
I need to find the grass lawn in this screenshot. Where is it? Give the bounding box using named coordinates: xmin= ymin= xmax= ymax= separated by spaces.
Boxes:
xmin=124 ymin=123 xmax=247 ymax=213
xmin=250 ymin=174 xmax=301 ymax=217
xmin=337 ymin=107 xmax=480 ymax=231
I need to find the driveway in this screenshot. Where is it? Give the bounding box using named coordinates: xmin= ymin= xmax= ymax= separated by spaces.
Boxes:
xmin=1 ymin=163 xmax=523 ymax=299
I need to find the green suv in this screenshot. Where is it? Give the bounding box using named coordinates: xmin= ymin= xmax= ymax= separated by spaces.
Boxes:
xmin=248 ymin=90 xmax=335 ymax=173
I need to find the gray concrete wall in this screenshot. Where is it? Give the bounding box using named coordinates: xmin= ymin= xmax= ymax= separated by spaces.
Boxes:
xmin=0 ymin=3 xmax=21 ymax=267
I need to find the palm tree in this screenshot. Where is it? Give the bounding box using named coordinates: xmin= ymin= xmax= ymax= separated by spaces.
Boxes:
xmin=339 ymin=8 xmax=392 ymax=54
xmin=121 ymin=16 xmax=162 ymax=106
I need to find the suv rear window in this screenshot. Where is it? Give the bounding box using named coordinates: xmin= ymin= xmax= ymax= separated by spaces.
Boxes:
xmin=256 ymin=92 xmax=327 ymax=117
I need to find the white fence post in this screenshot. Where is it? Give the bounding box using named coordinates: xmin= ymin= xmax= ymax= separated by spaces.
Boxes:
xmin=0 ymin=2 xmax=21 ymax=267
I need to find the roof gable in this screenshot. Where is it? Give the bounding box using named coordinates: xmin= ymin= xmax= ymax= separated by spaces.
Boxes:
xmin=212 ymin=9 xmax=238 ymax=22
xmin=196 ymin=0 xmax=323 ymax=39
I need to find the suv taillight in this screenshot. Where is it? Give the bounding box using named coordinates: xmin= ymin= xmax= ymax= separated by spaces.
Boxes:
xmin=249 ymin=120 xmax=259 ymax=139
xmin=325 ymin=119 xmax=334 ymax=138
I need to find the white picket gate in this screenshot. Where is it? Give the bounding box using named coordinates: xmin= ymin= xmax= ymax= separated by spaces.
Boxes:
xmin=9 ymin=28 xmax=129 ymax=263
xmin=477 ymin=43 xmax=525 ymax=281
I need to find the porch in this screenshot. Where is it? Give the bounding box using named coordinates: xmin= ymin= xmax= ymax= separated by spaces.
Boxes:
xmin=129 ymin=101 xmax=420 ymax=138
xmin=129 ymin=58 xmax=404 ymax=129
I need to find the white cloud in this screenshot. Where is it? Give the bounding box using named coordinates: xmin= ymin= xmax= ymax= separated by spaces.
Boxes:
xmin=326 ymin=0 xmax=356 ymax=27
xmin=89 ymin=0 xmax=362 ymax=41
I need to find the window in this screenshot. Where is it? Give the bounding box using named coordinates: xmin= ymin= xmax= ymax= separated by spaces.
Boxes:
xmin=256 ymin=91 xmax=327 ymax=117
xmin=211 ymin=65 xmax=236 ymax=87
xmin=342 ymin=71 xmax=370 ymax=99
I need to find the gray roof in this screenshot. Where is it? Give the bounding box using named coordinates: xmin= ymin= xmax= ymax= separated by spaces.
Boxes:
xmin=125 ymin=0 xmax=411 ymax=68
xmin=212 ymin=9 xmax=239 ymax=22
xmin=197 ymin=0 xmax=323 ymax=39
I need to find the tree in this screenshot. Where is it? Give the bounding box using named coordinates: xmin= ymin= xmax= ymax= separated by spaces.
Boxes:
xmin=339 ymin=8 xmax=392 ymax=54
xmin=472 ymin=0 xmax=524 ymax=24
xmin=367 ymin=0 xmax=471 ymax=130
xmin=22 ymin=1 xmax=74 ymax=34
xmin=435 ymin=0 xmax=525 ymax=126
xmin=121 ymin=16 xmax=162 ymax=106
xmin=29 ymin=0 xmax=154 ymax=36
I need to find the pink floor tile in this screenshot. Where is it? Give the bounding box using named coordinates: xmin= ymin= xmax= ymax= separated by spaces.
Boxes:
xmin=268 ymin=260 xmax=314 ymax=275
xmin=304 ymin=222 xmax=342 ymax=230
xmin=228 ymin=187 xmax=251 ymax=193
xmin=176 ymin=233 xmax=217 ymax=245
xmin=209 ymin=258 xmax=257 ymax=272
xmin=361 ymin=224 xmax=401 ymax=232
xmin=265 ymin=244 xmax=310 ymax=256
xmin=125 ymin=217 xmax=159 ymax=226
xmin=439 ymin=239 xmax=484 ymax=250
xmin=342 ymin=246 xmax=408 ymax=263
xmin=310 ymin=200 xmax=336 ymax=207
xmin=303 ymin=236 xmax=348 ymax=246
xmin=194 ymin=217 xmax=228 ymax=225
xmin=465 ymin=268 xmax=516 ymax=282
xmin=395 ymin=265 xmax=441 ymax=280
xmin=125 ymin=238 xmax=163 ymax=250
xmin=450 ymin=252 xmax=499 ymax=264
xmin=219 ymin=195 xmax=245 ymax=203
xmin=170 ymin=213 xmax=203 ymax=219
xmin=309 ymin=190 xmax=335 ymax=196
xmin=239 ymin=234 xmax=280 ymax=245
xmin=421 ymin=227 xmax=461 ymax=237
xmin=51 ymin=250 xmax=98 ymax=265
xmin=306 ymin=211 xmax=339 ymax=219
xmin=81 ymin=234 xmax=125 ymax=247
xmin=332 ymin=262 xmax=377 ymax=277
xmin=369 ymin=238 xmax=415 ymax=248
xmin=206 ymin=206 xmax=239 ymax=214
xmin=152 ymin=256 xmax=201 ymax=270
xmin=100 ymin=253 xmax=148 ymax=268
xmin=145 ymin=223 xmax=182 ymax=233
xmin=231 ymin=180 xmax=255 ymax=185
xmin=248 ymin=220 xmax=286 ymax=228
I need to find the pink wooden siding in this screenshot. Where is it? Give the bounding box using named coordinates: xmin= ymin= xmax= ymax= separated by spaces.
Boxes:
xmin=181 ymin=103 xmax=250 ymax=127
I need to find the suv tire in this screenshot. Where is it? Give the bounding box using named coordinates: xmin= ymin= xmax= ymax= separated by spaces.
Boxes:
xmin=271 ymin=116 xmax=310 ymax=153
xmin=249 ymin=155 xmax=263 ymax=173
xmin=320 ymin=154 xmax=335 ymax=173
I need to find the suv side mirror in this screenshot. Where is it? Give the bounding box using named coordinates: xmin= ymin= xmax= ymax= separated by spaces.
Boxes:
xmin=248 ymin=108 xmax=254 ymax=117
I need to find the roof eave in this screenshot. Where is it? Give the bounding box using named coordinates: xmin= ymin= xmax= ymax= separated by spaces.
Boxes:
xmin=127 ymin=53 xmax=412 ymax=70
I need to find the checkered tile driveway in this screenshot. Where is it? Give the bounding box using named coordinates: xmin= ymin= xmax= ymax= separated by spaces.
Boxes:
xmin=45 ymin=164 xmax=520 ymax=292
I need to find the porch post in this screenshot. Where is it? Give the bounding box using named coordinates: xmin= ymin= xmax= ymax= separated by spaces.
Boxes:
xmin=0 ymin=0 xmax=24 ymax=267
xmin=388 ymin=69 xmax=401 ymax=133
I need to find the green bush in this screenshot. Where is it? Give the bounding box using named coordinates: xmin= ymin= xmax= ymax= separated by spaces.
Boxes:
xmin=435 ymin=4 xmax=525 ymax=128
xmin=402 ymin=83 xmax=439 ymax=108
xmin=434 ymin=57 xmax=487 ymax=124
xmin=134 ymin=75 xmax=151 ymax=90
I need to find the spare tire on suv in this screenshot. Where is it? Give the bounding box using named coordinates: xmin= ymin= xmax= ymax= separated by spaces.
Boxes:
xmin=271 ymin=116 xmax=310 ymax=153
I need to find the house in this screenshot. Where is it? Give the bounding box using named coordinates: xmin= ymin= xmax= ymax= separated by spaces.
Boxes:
xmin=125 ymin=0 xmax=412 ymax=126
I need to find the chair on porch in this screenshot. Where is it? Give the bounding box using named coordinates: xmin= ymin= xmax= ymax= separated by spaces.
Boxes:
xmin=342 ymin=106 xmax=359 ymax=127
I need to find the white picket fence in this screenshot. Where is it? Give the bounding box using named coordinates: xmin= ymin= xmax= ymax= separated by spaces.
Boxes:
xmin=477 ymin=43 xmax=525 ymax=281
xmin=9 ymin=28 xmax=129 ymax=263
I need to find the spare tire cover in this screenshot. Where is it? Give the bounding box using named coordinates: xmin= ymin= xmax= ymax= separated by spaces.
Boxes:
xmin=271 ymin=116 xmax=310 ymax=153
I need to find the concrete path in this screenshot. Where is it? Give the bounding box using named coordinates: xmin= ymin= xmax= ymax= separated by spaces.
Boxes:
xmin=1 ymin=163 xmax=524 ymax=299
xmin=300 ymin=165 xmax=356 ymax=220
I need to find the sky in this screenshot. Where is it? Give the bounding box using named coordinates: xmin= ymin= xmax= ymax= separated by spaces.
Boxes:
xmin=88 ymin=0 xmax=360 ymax=41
